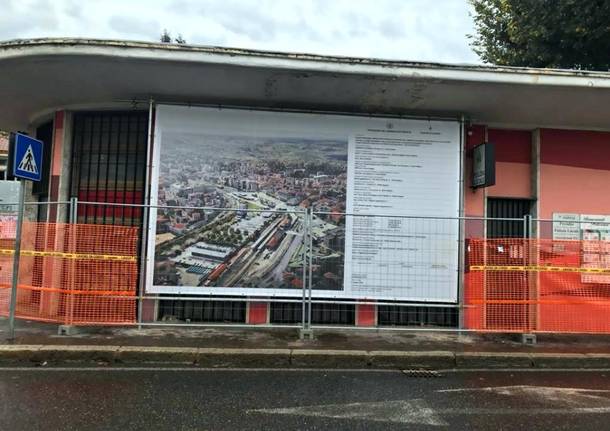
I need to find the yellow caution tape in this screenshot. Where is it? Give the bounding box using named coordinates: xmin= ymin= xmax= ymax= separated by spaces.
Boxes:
xmin=470 ymin=265 xmax=610 ymax=274
xmin=0 ymin=248 xmax=136 ymax=262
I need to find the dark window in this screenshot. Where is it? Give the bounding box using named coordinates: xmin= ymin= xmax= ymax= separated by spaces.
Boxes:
xmin=269 ymin=302 xmax=457 ymax=327
xmin=70 ymin=112 xmax=148 ymax=226
xmin=487 ymin=198 xmax=532 ymax=238
xmin=158 ymin=300 xmax=246 ymax=323
xmin=270 ymin=302 xmax=355 ymax=325
xmin=32 ymin=121 xmax=54 ymax=196
xmin=377 ymin=305 xmax=458 ymax=327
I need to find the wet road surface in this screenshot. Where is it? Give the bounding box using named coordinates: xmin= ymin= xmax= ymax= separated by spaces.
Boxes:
xmin=1 ymin=367 xmax=610 ymax=430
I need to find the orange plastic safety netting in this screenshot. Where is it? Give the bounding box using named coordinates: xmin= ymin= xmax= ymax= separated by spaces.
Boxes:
xmin=0 ymin=221 xmax=139 ymax=325
xmin=465 ymin=238 xmax=610 ymax=333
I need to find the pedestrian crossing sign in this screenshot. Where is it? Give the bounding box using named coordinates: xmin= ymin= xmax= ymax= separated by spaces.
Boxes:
xmin=11 ymin=133 xmax=43 ymax=182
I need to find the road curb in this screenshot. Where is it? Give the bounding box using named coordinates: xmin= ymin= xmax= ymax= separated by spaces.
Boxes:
xmin=456 ymin=352 xmax=533 ymax=369
xmin=117 ymin=346 xmax=198 ymax=364
xmin=369 ymin=350 xmax=455 ymax=369
xmin=199 ymin=348 xmax=291 ymax=368
xmin=0 ymin=344 xmax=44 ymax=362
xmin=2 ymin=345 xmax=610 ymax=369
xmin=290 ymin=349 xmax=370 ymax=369
xmin=41 ymin=345 xmax=119 ymax=362
xmin=530 ymin=352 xmax=610 ymax=369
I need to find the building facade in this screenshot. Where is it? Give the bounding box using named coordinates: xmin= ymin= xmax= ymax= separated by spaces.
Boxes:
xmin=2 ymin=38 xmax=610 ymax=329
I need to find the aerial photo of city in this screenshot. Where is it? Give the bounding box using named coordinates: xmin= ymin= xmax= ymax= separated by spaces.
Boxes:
xmin=153 ymin=131 xmax=348 ymax=292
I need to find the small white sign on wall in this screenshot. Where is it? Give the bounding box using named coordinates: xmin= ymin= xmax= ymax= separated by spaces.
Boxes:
xmin=552 ymin=213 xmax=580 ymax=240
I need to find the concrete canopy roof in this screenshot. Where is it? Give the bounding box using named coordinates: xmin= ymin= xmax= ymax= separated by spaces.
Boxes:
xmin=2 ymin=38 xmax=610 ymax=131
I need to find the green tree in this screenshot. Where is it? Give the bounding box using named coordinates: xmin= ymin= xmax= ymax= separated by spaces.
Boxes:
xmin=160 ymin=30 xmax=187 ymax=44
xmin=469 ymin=0 xmax=610 ymax=70
xmin=160 ymin=29 xmax=172 ymax=43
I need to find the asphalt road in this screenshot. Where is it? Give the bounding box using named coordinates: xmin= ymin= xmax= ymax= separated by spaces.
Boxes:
xmin=2 ymin=367 xmax=610 ymax=430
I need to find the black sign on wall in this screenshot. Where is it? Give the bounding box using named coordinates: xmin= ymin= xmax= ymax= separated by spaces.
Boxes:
xmin=472 ymin=142 xmax=495 ymax=189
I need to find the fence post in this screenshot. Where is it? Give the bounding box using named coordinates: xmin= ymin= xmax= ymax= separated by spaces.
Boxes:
xmin=307 ymin=208 xmax=314 ymax=333
xmin=299 ymin=208 xmax=314 ymax=340
xmin=521 ymin=215 xmax=528 ymax=334
xmin=8 ymin=180 xmax=25 ymax=340
xmin=481 ymin=216 xmax=488 ymax=330
xmin=301 ymin=210 xmax=308 ymax=332
xmin=69 ymin=197 xmax=78 ymax=224
xmin=68 ymin=197 xmax=78 ymax=327
xmin=137 ymin=99 xmax=155 ymax=330
xmin=523 ymin=214 xmax=538 ymax=337
xmin=137 ymin=202 xmax=148 ymax=330
xmin=458 ymin=215 xmax=466 ymax=331
xmin=526 ymin=214 xmax=539 ymax=335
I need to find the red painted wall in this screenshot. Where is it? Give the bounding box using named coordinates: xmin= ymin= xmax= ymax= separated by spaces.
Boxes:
xmin=490 ymin=129 xmax=532 ymax=164
xmin=540 ymin=129 xmax=610 ymax=220
xmin=466 ymin=127 xmax=610 ymax=222
xmin=487 ymin=128 xmax=532 ymax=199
xmin=464 ymin=126 xmax=532 ymax=237
xmin=247 ymin=302 xmax=269 ymax=324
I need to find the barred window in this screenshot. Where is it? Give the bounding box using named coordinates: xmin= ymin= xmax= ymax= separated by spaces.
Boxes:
xmin=70 ymin=111 xmax=148 ymax=226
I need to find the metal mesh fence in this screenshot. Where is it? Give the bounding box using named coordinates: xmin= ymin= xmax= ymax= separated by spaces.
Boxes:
xmin=465 ymin=237 xmax=610 ymax=333
xmin=0 ymin=221 xmax=139 ymax=325
xmin=4 ymin=200 xmax=610 ymax=334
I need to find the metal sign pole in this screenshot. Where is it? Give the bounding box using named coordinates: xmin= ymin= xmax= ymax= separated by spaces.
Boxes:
xmin=8 ymin=180 xmax=25 ymax=340
xmin=7 ymin=132 xmax=44 ymax=339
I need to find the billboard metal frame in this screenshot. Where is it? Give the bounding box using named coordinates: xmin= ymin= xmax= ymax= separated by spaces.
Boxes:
xmin=144 ymin=102 xmax=466 ymax=304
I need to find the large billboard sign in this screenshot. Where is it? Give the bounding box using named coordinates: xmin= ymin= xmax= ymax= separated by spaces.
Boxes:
xmin=146 ymin=105 xmax=460 ymax=302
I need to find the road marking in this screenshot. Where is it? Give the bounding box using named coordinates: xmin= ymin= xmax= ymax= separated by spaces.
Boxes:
xmin=433 ymin=407 xmax=610 ymax=415
xmin=438 ymin=385 xmax=610 ymax=407
xmin=249 ymin=399 xmax=447 ymax=426
xmin=439 ymin=385 xmax=610 ymax=394
xmin=249 ymin=399 xmax=610 ymax=425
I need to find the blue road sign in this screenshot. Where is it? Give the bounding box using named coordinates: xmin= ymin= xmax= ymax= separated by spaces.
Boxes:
xmin=12 ymin=133 xmax=43 ymax=182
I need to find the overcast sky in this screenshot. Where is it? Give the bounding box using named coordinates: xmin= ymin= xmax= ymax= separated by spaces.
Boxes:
xmin=0 ymin=0 xmax=480 ymax=64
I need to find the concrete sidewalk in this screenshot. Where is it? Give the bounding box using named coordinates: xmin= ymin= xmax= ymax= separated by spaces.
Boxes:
xmin=3 ymin=319 xmax=610 ymax=369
